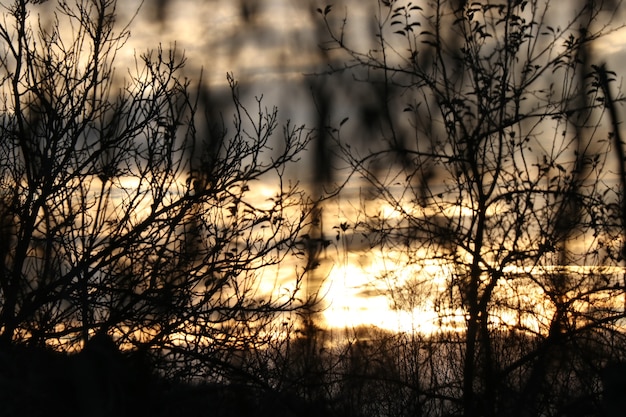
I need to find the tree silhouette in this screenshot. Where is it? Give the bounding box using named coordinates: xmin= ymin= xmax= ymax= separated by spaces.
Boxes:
xmin=0 ymin=0 xmax=313 ymax=389
xmin=317 ymin=0 xmax=626 ymax=416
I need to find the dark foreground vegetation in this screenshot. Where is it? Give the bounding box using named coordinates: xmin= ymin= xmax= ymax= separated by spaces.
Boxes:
xmin=1 ymin=0 xmax=626 ymax=416
xmin=3 ymin=326 xmax=626 ymax=417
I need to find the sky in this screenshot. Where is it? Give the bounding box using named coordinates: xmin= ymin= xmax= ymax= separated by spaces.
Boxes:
xmin=115 ymin=0 xmax=626 ymax=333
xmin=19 ymin=0 xmax=626 ymax=333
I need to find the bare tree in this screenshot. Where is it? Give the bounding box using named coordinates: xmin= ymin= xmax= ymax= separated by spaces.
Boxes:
xmin=317 ymin=0 xmax=626 ymax=415
xmin=0 ymin=0 xmax=313 ymax=387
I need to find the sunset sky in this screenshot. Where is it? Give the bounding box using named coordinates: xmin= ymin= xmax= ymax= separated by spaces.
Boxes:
xmin=36 ymin=0 xmax=626 ymax=332
xmin=114 ymin=0 xmax=626 ymax=332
